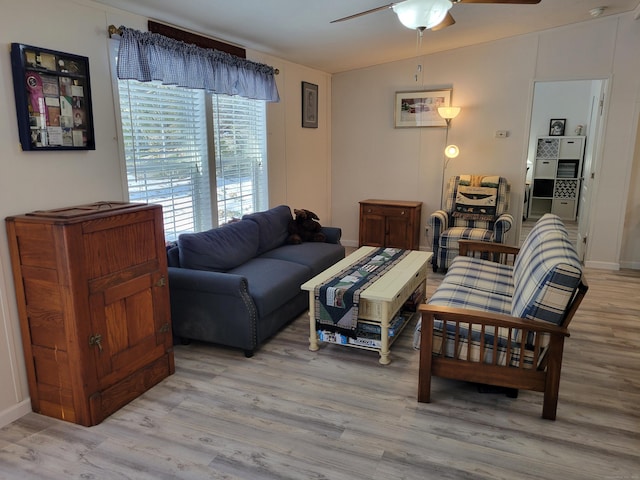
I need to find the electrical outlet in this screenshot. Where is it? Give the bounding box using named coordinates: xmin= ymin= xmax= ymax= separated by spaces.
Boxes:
xmin=495 ymin=130 xmax=509 ymax=138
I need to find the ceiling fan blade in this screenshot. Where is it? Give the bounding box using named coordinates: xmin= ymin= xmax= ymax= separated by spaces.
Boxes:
xmin=456 ymin=0 xmax=540 ymax=4
xmin=431 ymin=12 xmax=455 ymax=31
xmin=330 ymin=3 xmax=396 ymax=23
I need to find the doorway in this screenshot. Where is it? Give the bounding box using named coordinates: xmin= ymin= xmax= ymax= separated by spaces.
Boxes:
xmin=524 ymin=78 xmax=608 ymax=262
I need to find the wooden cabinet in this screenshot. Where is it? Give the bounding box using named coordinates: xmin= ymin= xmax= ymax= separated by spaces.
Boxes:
xmin=359 ymin=199 xmax=422 ymax=250
xmin=529 ymin=136 xmax=585 ymax=220
xmin=6 ymin=202 xmax=174 ymax=426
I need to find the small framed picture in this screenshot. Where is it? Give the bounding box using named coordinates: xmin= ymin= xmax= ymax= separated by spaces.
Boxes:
xmin=549 ymin=118 xmax=566 ymax=136
xmin=302 ymin=81 xmax=318 ymax=128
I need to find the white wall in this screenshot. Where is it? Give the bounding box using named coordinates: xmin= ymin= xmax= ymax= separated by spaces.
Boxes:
xmin=332 ymin=14 xmax=640 ymax=270
xmin=332 ymin=34 xmax=539 ymax=247
xmin=0 ymin=0 xmax=332 ymax=427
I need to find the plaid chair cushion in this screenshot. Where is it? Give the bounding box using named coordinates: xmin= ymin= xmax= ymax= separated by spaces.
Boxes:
xmin=443 ymin=256 xmax=514 ymax=298
xmin=413 ymin=282 xmax=533 ymax=368
xmin=439 ymin=226 xmax=493 ymax=249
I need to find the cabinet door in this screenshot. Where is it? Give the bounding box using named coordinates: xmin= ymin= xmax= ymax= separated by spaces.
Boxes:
xmin=88 ymin=270 xmax=169 ymax=387
xmin=386 ymin=216 xmax=411 ymax=249
xmin=360 ymin=213 xmax=385 ymax=247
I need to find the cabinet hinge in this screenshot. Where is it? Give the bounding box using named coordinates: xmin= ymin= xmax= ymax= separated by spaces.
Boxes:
xmin=155 ymin=276 xmax=167 ymax=287
xmin=159 ymin=323 xmax=170 ymax=334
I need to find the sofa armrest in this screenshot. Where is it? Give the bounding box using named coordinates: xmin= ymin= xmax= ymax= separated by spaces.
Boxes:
xmin=167 ymin=266 xmax=259 ymax=351
xmin=419 ymin=304 xmax=569 ymax=336
xmin=429 ymin=210 xmax=449 ymax=232
xmin=321 ymin=226 xmax=342 ymax=244
xmin=168 ymin=266 xmax=248 ymax=295
xmin=493 ymin=213 xmax=514 ymax=242
xmin=458 ymin=239 xmax=521 ymax=266
xmin=417 ymin=303 xmax=570 ymax=416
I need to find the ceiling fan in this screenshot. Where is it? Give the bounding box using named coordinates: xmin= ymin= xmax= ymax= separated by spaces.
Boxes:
xmin=331 ymin=0 xmax=541 ymax=33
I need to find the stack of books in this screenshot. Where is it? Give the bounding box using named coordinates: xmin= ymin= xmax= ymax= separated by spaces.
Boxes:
xmin=317 ymin=310 xmax=418 ymax=349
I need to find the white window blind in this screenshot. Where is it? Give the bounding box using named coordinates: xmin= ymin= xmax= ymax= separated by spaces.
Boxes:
xmin=117 ymin=80 xmax=268 ymax=241
xmin=118 ymin=81 xmax=213 ymax=241
xmin=212 ymin=94 xmax=268 ymax=223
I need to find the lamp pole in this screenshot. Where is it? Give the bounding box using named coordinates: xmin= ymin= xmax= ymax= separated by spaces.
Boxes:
xmin=437 ymin=106 xmax=460 ymax=210
xmin=440 ymin=118 xmax=452 ymax=209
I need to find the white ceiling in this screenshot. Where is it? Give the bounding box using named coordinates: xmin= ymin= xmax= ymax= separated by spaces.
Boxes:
xmin=96 ymin=0 xmax=640 ymax=73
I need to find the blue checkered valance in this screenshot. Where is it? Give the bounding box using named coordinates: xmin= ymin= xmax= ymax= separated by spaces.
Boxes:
xmin=116 ymin=27 xmax=280 ymax=102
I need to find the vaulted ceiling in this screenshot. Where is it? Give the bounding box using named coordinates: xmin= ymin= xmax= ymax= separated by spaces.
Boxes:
xmin=96 ymin=0 xmax=640 ymax=73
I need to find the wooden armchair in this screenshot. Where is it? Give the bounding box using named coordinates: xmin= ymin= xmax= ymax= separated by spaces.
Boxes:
xmin=417 ymin=233 xmax=588 ymax=420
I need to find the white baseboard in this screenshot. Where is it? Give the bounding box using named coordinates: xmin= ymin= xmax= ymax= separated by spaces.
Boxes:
xmin=584 ymin=260 xmax=620 ymax=270
xmin=619 ymin=260 xmax=640 ymax=270
xmin=0 ymin=399 xmax=31 ymax=428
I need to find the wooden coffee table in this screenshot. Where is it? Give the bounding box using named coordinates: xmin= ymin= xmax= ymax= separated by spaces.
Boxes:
xmin=301 ymin=246 xmax=432 ymax=364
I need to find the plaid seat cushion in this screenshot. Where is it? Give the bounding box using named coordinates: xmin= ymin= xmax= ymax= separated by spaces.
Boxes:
xmin=431 ymin=320 xmax=534 ymax=368
xmin=414 ymin=284 xmax=533 ymax=368
xmin=443 ymin=256 xmax=514 ymax=298
xmin=438 ymin=226 xmax=493 ymax=250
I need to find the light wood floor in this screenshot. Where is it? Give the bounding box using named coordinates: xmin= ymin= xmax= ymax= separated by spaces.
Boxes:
xmin=1 ymin=251 xmax=638 ymax=478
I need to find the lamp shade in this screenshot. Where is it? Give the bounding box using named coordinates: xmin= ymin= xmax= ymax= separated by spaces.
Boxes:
xmin=438 ymin=106 xmax=461 ymax=120
xmin=392 ymin=0 xmax=452 ymax=30
xmin=444 ymin=144 xmax=460 ymax=158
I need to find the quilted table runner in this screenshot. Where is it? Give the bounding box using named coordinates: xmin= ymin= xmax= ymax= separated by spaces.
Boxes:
xmin=314 ymin=247 xmax=409 ymax=338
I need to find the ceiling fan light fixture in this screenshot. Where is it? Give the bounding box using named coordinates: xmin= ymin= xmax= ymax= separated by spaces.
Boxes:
xmin=392 ymin=0 xmax=453 ymax=30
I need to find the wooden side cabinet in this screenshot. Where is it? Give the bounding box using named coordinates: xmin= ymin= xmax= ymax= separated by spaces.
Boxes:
xmin=6 ymin=202 xmax=174 ymax=426
xmin=359 ymin=199 xmax=422 ymax=250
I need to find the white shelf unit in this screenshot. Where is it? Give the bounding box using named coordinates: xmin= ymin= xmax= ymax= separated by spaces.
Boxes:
xmin=528 ymin=136 xmax=585 ymax=220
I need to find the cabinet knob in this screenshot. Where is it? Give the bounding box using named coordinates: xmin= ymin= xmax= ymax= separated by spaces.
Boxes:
xmin=367 ymin=208 xmax=372 ymax=213
xmin=400 ymin=211 xmax=405 ymax=215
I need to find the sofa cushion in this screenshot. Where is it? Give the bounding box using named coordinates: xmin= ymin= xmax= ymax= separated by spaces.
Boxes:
xmin=428 ymin=283 xmax=512 ymax=316
xmin=443 ymin=256 xmax=514 ymax=298
xmin=439 ymin=226 xmax=493 ymax=249
xmin=243 ymin=205 xmax=292 ymax=255
xmin=258 ymin=242 xmax=345 ymax=276
xmin=178 ymin=220 xmax=259 ymax=272
xmin=511 ymin=214 xmax=582 ymax=325
xmin=229 ymin=258 xmax=311 ymax=317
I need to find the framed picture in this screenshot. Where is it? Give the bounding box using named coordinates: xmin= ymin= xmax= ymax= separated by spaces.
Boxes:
xmin=395 ymin=89 xmax=451 ymax=128
xmin=549 ymin=118 xmax=566 ymax=136
xmin=10 ymin=43 xmax=95 ymax=151
xmin=302 ymin=81 xmax=318 ymax=128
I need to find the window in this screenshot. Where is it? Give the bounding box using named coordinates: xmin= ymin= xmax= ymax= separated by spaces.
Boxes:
xmin=212 ymin=94 xmax=268 ymax=224
xmin=116 ymin=80 xmax=268 ymax=241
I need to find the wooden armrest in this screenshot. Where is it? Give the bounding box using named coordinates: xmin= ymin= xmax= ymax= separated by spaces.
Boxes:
xmin=418 ymin=304 xmax=569 ymax=337
xmin=458 ymin=240 xmax=520 ymax=266
xmin=458 ymin=240 xmax=521 ymax=256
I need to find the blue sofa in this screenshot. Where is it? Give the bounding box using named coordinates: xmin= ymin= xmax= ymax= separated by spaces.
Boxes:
xmin=166 ymin=205 xmax=345 ymax=356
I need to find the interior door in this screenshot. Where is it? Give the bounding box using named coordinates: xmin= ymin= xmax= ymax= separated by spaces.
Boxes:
xmin=576 ymin=80 xmax=607 ymax=261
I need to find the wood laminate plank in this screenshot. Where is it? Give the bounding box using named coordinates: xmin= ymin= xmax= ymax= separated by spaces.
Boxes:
xmin=1 ymin=257 xmax=639 ymax=479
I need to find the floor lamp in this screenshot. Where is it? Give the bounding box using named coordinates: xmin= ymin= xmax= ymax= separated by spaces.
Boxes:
xmin=437 ymin=106 xmax=461 ymax=209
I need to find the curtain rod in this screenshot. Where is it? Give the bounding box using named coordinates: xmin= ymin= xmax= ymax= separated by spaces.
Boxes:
xmin=107 ymin=25 xmax=279 ymax=74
